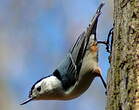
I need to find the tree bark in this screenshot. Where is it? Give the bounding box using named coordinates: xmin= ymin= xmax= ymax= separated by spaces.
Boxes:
xmin=106 ymin=0 xmax=139 ymax=110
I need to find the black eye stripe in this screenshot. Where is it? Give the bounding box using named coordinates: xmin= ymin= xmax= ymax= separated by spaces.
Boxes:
xmin=37 ymin=86 xmax=41 ymax=92
xmin=29 ymin=74 xmax=53 ymax=96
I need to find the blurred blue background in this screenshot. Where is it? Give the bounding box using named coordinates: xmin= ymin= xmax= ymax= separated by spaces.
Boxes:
xmin=0 ymin=0 xmax=113 ymax=110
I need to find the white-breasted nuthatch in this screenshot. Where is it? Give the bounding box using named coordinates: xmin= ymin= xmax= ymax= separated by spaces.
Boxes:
xmin=20 ymin=3 xmax=106 ymax=105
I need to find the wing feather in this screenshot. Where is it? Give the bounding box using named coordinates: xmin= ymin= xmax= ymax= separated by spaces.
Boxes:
xmin=53 ymin=3 xmax=104 ymax=90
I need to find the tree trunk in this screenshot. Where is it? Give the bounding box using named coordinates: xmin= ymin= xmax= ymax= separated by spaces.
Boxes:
xmin=106 ymin=0 xmax=139 ymax=110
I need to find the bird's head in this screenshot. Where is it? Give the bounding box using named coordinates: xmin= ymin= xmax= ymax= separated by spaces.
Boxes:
xmin=20 ymin=75 xmax=63 ymax=105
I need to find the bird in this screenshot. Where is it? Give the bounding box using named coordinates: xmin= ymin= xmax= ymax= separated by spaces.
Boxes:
xmin=20 ymin=3 xmax=106 ymax=105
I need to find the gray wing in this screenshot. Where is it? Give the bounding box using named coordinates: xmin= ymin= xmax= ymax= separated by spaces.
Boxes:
xmin=53 ymin=3 xmax=104 ymax=90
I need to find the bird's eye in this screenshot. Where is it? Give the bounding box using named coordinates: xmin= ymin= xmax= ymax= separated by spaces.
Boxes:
xmin=37 ymin=86 xmax=41 ymax=92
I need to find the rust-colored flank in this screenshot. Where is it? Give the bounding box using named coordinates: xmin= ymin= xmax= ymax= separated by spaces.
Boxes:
xmin=90 ymin=43 xmax=98 ymax=52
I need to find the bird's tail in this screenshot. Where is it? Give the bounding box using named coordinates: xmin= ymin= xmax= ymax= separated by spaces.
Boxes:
xmin=85 ymin=2 xmax=104 ymax=41
xmin=81 ymin=2 xmax=104 ymax=58
xmin=70 ymin=3 xmax=104 ymax=65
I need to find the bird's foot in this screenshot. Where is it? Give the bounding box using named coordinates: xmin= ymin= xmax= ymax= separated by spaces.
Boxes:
xmin=92 ymin=67 xmax=107 ymax=91
xmin=97 ymin=27 xmax=113 ymax=53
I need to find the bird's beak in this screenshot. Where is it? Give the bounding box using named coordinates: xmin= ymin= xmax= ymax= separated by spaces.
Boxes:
xmin=20 ymin=98 xmax=33 ymax=105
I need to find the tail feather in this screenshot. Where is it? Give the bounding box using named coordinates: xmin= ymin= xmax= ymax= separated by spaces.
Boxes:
xmin=70 ymin=3 xmax=104 ymax=71
xmin=85 ymin=3 xmax=104 ymax=40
